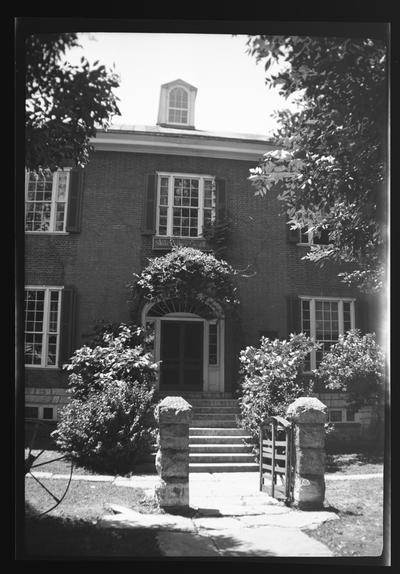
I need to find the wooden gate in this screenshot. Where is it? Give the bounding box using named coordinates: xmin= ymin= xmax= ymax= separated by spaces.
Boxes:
xmin=259 ymin=415 xmax=294 ymax=504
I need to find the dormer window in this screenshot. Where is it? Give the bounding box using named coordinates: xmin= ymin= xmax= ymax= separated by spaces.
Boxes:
xmin=168 ymin=87 xmax=189 ymax=125
xmin=157 ymin=79 xmax=197 ymax=129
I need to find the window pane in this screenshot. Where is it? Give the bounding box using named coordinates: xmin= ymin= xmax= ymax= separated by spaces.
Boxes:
xmin=43 ymin=407 xmax=54 ymax=420
xmin=25 ymin=406 xmax=39 ymax=419
xmin=329 ymin=410 xmax=343 ymax=422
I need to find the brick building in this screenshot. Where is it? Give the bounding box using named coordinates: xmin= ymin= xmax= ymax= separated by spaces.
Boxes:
xmin=24 ymin=79 xmax=380 ymax=445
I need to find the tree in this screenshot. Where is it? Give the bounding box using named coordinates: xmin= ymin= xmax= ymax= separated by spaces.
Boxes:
xmin=247 ymin=35 xmax=387 ymax=293
xmin=25 ymin=33 xmax=120 ymax=171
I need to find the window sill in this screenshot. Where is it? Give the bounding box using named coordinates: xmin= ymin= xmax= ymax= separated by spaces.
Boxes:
xmin=25 ymin=231 xmax=69 ymax=235
xmin=152 ymin=235 xmax=211 ymax=251
xmin=25 ymin=365 xmax=61 ymax=370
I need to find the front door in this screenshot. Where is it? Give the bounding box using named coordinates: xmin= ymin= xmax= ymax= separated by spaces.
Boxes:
xmin=160 ymin=321 xmax=203 ymax=389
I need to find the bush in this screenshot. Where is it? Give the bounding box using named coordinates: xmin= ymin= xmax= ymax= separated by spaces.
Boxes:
xmin=315 ymin=329 xmax=385 ymax=427
xmin=52 ymin=323 xmax=159 ymax=474
xmin=237 ymin=333 xmax=319 ymax=440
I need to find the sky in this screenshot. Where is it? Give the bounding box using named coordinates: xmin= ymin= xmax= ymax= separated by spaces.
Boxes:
xmin=67 ymin=33 xmax=297 ymax=137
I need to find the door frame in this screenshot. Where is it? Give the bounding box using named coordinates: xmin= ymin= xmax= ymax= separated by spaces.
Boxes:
xmin=141 ymin=304 xmax=225 ymax=392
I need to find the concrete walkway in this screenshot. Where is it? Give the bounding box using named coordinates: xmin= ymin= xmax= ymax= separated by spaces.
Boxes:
xmin=25 ymin=470 xmax=382 ymax=557
xmin=103 ymin=472 xmax=337 ymax=557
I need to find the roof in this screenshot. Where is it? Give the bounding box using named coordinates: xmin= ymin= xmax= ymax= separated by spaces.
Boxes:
xmin=105 ymin=123 xmax=273 ymax=144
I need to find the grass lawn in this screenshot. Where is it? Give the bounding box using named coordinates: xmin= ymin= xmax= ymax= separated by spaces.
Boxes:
xmin=24 ymin=479 xmax=161 ymax=558
xmin=304 ymin=466 xmax=385 ymax=557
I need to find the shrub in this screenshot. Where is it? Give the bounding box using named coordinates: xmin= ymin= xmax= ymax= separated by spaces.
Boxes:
xmin=237 ymin=333 xmax=319 ymax=440
xmin=52 ymin=323 xmax=159 ymax=474
xmin=315 ymin=329 xmax=385 ymax=413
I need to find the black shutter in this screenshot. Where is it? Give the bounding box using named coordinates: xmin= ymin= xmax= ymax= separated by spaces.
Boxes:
xmin=286 ymin=295 xmax=301 ymax=336
xmin=355 ymin=298 xmax=370 ymax=334
xmin=215 ymin=178 xmax=227 ymax=223
xmin=142 ymin=174 xmax=157 ymax=235
xmin=59 ymin=286 xmax=77 ymax=367
xmin=66 ymin=168 xmax=84 ymax=233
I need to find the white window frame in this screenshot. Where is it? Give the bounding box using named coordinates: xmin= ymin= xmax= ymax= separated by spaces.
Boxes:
xmin=25 ymin=168 xmax=71 ymax=233
xmin=327 ymin=407 xmax=358 ymax=424
xmin=25 ymin=404 xmax=57 ymax=421
xmin=297 ymin=226 xmax=332 ymax=246
xmin=156 ymin=172 xmax=216 ymax=238
xmin=300 ymin=296 xmax=355 ymax=371
xmin=24 ymin=286 xmax=64 ymax=368
xmin=167 ymin=86 xmax=189 ymax=126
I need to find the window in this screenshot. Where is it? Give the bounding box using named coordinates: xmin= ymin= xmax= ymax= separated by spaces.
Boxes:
xmin=301 ymin=298 xmax=355 ymax=370
xmin=25 ymin=168 xmax=70 ymax=232
xmin=24 ymin=287 xmax=63 ymax=367
xmin=157 ymin=173 xmax=216 ymax=238
xmin=25 ymin=405 xmax=56 ymax=420
xmin=168 ymin=87 xmax=189 ymax=125
xmin=328 ymin=410 xmax=343 ymax=423
xmin=209 ymin=323 xmax=218 ymax=365
xmin=298 ymin=226 xmax=331 ymax=245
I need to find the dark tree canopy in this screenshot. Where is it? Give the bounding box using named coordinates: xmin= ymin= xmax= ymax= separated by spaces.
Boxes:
xmin=247 ymin=35 xmax=388 ymax=293
xmin=25 ymin=33 xmax=121 ymax=171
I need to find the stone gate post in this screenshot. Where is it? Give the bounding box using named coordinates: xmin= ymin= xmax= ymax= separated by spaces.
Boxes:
xmin=286 ymin=397 xmax=327 ymax=510
xmin=154 ymin=396 xmax=192 ymax=510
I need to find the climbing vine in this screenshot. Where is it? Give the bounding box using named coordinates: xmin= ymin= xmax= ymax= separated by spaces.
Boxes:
xmin=130 ymin=246 xmax=239 ymax=318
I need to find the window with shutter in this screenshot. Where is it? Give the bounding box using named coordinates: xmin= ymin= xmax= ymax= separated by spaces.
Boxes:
xmin=25 ymin=169 xmax=71 ymax=233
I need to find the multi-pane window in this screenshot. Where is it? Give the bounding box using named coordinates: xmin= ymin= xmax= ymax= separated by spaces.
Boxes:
xmin=25 ymin=169 xmax=70 ymax=232
xmin=168 ymin=87 xmax=189 ymax=124
xmin=209 ymin=323 xmax=218 ymax=365
xmin=24 ymin=287 xmax=62 ymax=367
xmin=157 ymin=173 xmax=216 ymax=238
xmin=301 ymin=298 xmax=355 ymax=370
xmin=327 ymin=408 xmax=357 ymax=423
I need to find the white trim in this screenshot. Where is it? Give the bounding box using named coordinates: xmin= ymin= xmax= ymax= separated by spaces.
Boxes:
xmin=24 ymin=286 xmax=64 ymax=368
xmin=25 ymin=168 xmax=71 ymax=233
xmin=92 ymin=132 xmax=273 ymax=161
xmin=156 ymin=172 xmax=215 ymax=238
xmin=300 ymin=296 xmax=356 ymax=370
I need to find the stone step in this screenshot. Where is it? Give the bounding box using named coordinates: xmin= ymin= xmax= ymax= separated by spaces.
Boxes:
xmin=192 ymin=406 xmax=240 ymax=414
xmin=190 ymin=420 xmax=241 ymax=428
xmin=190 ymin=427 xmax=248 ymax=436
xmin=189 ymin=462 xmax=259 ymax=473
xmin=189 ymin=434 xmax=252 ymax=444
xmin=192 ymin=412 xmax=238 ymax=420
xmin=156 ymin=392 xmax=233 ymax=399
xmin=186 ymin=400 xmax=239 ymax=407
xmin=189 ymin=443 xmax=252 ymax=453
xmin=189 ymin=452 xmax=256 ymax=463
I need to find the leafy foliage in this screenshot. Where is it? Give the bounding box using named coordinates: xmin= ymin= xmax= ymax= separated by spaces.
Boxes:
xmin=315 ymin=329 xmax=385 ymax=412
xmin=131 ymin=246 xmax=239 ymax=318
xmin=237 ymin=333 xmax=319 ymax=439
xmin=247 ymin=35 xmax=387 ymax=292
xmin=53 ymin=324 xmax=158 ymax=474
xmin=25 ymin=33 xmax=120 ymax=171
xmin=202 ymin=217 xmax=233 ymax=258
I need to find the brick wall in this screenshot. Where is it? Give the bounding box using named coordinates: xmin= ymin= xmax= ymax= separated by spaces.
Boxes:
xmin=25 ymin=149 xmax=367 ymax=393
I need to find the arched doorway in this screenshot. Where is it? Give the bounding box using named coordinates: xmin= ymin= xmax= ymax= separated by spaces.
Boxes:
xmin=141 ymin=297 xmax=225 ymax=393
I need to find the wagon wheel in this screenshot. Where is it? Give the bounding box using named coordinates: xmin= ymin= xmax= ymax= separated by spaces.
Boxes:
xmin=25 ymin=419 xmax=74 ymax=517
